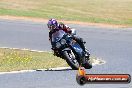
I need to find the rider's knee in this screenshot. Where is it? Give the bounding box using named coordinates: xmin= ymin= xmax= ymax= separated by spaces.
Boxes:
xmin=80 ymin=38 xmax=86 ymax=44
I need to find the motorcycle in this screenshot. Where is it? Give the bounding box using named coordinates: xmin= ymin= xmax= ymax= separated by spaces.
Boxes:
xmin=51 ymin=29 xmax=92 ymax=70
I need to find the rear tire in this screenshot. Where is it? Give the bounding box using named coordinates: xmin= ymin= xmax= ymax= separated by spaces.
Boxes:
xmin=83 ymin=50 xmax=92 ymax=69
xmin=63 ymin=50 xmax=79 ymax=70
xmin=83 ymin=59 xmax=92 ymax=69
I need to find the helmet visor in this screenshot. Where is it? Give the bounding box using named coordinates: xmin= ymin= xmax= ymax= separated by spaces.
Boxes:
xmin=47 ymin=24 xmax=56 ymax=30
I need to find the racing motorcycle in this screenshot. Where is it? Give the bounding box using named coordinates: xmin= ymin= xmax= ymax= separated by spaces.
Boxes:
xmin=51 ymin=29 xmax=92 ymax=70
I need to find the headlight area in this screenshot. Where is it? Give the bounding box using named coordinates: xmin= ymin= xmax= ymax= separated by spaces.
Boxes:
xmin=56 ymin=39 xmax=66 ymax=48
xmin=61 ymin=39 xmax=66 ymax=45
xmin=56 ymin=42 xmax=61 ymax=48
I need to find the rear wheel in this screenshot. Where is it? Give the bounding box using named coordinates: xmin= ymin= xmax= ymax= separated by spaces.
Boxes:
xmin=83 ymin=58 xmax=92 ymax=69
xmin=83 ymin=50 xmax=92 ymax=69
xmin=63 ymin=50 xmax=79 ymax=70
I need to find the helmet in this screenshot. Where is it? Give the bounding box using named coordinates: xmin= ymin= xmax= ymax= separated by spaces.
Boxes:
xmin=47 ymin=19 xmax=58 ymax=30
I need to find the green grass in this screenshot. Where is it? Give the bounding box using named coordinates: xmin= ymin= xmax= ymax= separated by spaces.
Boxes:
xmin=0 ymin=48 xmax=102 ymax=72
xmin=0 ymin=48 xmax=68 ymax=72
xmin=0 ymin=0 xmax=132 ymax=26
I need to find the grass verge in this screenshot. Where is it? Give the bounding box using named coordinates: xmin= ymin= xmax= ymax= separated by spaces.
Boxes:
xmin=0 ymin=0 xmax=132 ymax=26
xmin=0 ymin=48 xmax=105 ymax=72
xmin=0 ymin=48 xmax=68 ymax=72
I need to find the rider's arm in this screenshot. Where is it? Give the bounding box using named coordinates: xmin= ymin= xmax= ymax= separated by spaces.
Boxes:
xmin=59 ymin=23 xmax=72 ymax=34
xmin=64 ymin=25 xmax=77 ymax=35
xmin=65 ymin=25 xmax=72 ymax=34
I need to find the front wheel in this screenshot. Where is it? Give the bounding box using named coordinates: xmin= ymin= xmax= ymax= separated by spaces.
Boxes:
xmin=63 ymin=50 xmax=79 ymax=70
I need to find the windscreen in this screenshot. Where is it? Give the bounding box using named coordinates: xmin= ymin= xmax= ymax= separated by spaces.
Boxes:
xmin=52 ymin=30 xmax=66 ymax=42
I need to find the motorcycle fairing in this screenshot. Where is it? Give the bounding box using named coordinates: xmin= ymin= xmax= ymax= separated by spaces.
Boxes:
xmin=70 ymin=42 xmax=84 ymax=57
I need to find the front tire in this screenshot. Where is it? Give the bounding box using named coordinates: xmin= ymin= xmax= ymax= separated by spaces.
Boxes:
xmin=63 ymin=50 xmax=79 ymax=70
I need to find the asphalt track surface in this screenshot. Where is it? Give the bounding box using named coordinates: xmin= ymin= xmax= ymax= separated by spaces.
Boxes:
xmin=0 ymin=19 xmax=132 ymax=88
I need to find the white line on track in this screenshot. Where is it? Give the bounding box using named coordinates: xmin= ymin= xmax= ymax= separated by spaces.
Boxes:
xmin=0 ymin=47 xmax=52 ymax=53
xmin=0 ymin=67 xmax=71 ymax=75
xmin=92 ymin=58 xmax=106 ymax=66
xmin=0 ymin=70 xmax=36 ymax=75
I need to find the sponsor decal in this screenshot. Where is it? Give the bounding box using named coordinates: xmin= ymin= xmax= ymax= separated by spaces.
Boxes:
xmin=76 ymin=67 xmax=131 ymax=85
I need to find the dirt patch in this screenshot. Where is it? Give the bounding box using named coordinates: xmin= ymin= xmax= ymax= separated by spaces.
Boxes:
xmin=0 ymin=15 xmax=127 ymax=28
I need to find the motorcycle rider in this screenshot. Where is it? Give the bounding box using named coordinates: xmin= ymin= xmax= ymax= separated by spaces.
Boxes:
xmin=47 ymin=18 xmax=89 ymax=58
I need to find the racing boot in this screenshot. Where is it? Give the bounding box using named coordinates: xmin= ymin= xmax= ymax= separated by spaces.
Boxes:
xmin=84 ymin=49 xmax=90 ymax=59
xmin=79 ymin=41 xmax=90 ymax=59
